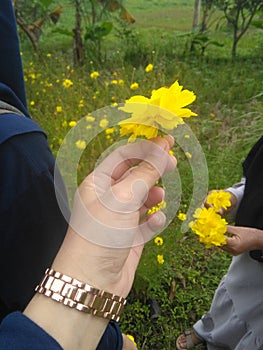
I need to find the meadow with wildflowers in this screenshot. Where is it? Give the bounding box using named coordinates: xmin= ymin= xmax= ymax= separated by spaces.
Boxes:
xmin=20 ymin=1 xmax=263 ymax=347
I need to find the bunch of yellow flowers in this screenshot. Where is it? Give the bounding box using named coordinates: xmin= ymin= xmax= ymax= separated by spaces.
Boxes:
xmin=189 ymin=190 xmax=231 ymax=248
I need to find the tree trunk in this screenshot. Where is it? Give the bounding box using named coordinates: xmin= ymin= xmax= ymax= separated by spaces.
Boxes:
xmin=192 ymin=0 xmax=201 ymax=30
xmin=73 ymin=0 xmax=85 ymax=66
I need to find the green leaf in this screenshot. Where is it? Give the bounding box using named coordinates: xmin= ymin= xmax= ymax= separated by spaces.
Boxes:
xmin=38 ymin=0 xmax=53 ymax=10
xmin=85 ymin=22 xmax=113 ymax=41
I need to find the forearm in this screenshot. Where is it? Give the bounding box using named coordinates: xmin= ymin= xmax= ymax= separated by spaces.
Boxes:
xmin=24 ymin=227 xmax=124 ymax=350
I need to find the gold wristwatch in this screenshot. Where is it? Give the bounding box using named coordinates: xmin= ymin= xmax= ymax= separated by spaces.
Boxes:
xmin=35 ymin=268 xmax=126 ymax=322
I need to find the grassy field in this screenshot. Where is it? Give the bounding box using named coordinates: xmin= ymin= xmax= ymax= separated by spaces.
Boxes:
xmin=20 ymin=1 xmax=263 ymax=348
xmin=125 ymin=0 xmax=195 ymax=31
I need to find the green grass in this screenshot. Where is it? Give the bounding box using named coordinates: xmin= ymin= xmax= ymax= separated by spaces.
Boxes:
xmin=19 ymin=1 xmax=263 ymax=348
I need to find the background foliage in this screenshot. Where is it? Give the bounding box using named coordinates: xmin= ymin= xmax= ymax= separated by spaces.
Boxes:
xmin=18 ymin=0 xmax=263 ymax=348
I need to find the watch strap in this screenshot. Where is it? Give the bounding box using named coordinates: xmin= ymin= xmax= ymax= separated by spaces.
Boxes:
xmin=35 ymin=268 xmax=126 ymax=322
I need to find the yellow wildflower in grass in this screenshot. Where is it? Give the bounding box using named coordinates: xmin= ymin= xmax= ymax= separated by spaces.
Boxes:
xmin=85 ymin=115 xmax=95 ymax=122
xmin=56 ymin=106 xmax=62 ymax=113
xmin=111 ymin=79 xmax=118 ymax=85
xmin=130 ymin=82 xmax=139 ymax=90
xmin=69 ymin=120 xmax=77 ymax=127
xmin=78 ymin=99 xmax=84 ymax=108
xmin=206 ymin=190 xmax=231 ymax=212
xmin=90 ymin=71 xmax=99 ymax=79
xmin=157 ymin=254 xmax=164 ymax=264
xmin=147 ymin=200 xmax=166 ymax=215
xmin=118 ymin=79 xmax=124 ymax=86
xmin=154 ymin=236 xmax=163 ymax=246
xmin=75 ymin=140 xmax=87 ymax=150
xmin=189 ymin=207 xmax=227 ymax=248
xmin=62 ymin=120 xmax=68 ymax=127
xmin=177 ymin=211 xmax=187 ymax=221
xmin=30 ymin=101 xmax=35 ymax=106
xmin=126 ymin=335 xmax=137 ymax=346
xmin=99 ymin=117 xmax=109 ymax=128
xmin=105 ymin=127 xmax=115 ymax=135
xmin=145 ymin=63 xmax=153 ymax=72
xmin=119 ymin=80 xmax=197 ymax=141
xmin=185 ymin=151 xmax=192 ymax=159
xmin=62 ymin=79 xmax=73 ymax=88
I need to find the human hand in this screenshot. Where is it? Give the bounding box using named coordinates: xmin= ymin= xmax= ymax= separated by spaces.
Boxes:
xmin=222 ymin=225 xmax=263 ymax=255
xmin=53 ymin=136 xmax=176 ymax=297
xmin=24 ymin=136 xmax=175 ymax=350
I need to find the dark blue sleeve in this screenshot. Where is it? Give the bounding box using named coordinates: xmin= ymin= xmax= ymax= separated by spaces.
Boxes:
xmin=0 ymin=129 xmax=123 ymax=348
xmin=0 ymin=312 xmax=62 ymax=349
xmin=97 ymin=320 xmax=123 ymax=350
xmin=0 ymin=0 xmax=27 ymax=111
xmin=0 ymin=313 xmax=123 ymax=350
xmin=0 ymin=131 xmax=69 ymax=319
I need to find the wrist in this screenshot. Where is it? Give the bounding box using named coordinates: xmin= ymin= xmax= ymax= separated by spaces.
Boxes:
xmin=52 ymin=227 xmax=129 ymax=296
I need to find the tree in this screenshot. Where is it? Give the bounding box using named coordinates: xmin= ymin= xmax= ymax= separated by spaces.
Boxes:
xmin=192 ymin=0 xmax=201 ymax=30
xmin=217 ymin=0 xmax=263 ymax=57
xmin=14 ymin=0 xmax=62 ymax=53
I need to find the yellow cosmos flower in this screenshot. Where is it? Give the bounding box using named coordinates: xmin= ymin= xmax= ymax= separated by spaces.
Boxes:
xmin=177 ymin=211 xmax=186 ymax=221
xmin=189 ymin=207 xmax=227 ymax=248
xmin=147 ymin=201 xmax=166 ymax=215
xmin=145 ymin=63 xmax=153 ymax=72
xmin=206 ymin=190 xmax=231 ymax=212
xmin=75 ymin=140 xmax=86 ymax=150
xmin=105 ymin=127 xmax=115 ymax=134
xmin=56 ymin=106 xmax=62 ymax=113
xmin=119 ymin=80 xmax=197 ymax=141
xmin=126 ymin=335 xmax=137 ymax=346
xmin=85 ymin=115 xmax=95 ymax=122
xmin=99 ymin=118 xmax=109 ymax=128
xmin=185 ymin=151 xmax=192 ymax=159
xmin=157 ymin=254 xmax=164 ymax=264
xmin=90 ymin=71 xmax=99 ymax=79
xmin=69 ymin=120 xmax=77 ymax=127
xmin=130 ymin=82 xmax=139 ymax=90
xmin=154 ymin=236 xmax=163 ymax=246
xmin=62 ymin=79 xmax=73 ymax=88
